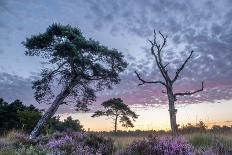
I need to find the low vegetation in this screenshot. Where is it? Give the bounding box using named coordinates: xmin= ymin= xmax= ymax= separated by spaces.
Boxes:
xmin=0 ymin=98 xmax=83 ymax=136
xmin=1 ymin=97 xmax=232 ymax=154
xmin=0 ymin=129 xmax=232 ymax=155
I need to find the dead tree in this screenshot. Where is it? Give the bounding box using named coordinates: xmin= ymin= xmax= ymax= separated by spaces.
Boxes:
xmin=135 ymin=30 xmax=204 ymax=136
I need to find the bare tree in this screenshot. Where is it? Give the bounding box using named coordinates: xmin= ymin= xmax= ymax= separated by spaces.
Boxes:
xmin=135 ymin=30 xmax=204 ymax=136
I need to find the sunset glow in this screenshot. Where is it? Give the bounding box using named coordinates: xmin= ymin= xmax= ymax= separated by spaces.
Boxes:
xmin=0 ymin=0 xmax=232 ymax=132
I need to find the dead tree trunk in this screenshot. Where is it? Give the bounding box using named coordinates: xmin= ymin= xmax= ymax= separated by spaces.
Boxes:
xmin=135 ymin=30 xmax=204 ymax=136
xmin=167 ymin=86 xmax=178 ymax=136
xmin=29 ymin=84 xmax=72 ymax=139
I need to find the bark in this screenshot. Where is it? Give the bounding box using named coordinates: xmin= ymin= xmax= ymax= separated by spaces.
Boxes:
xmin=114 ymin=114 xmax=118 ymax=134
xmin=168 ymin=97 xmax=178 ymax=136
xmin=167 ymin=84 xmax=178 ymax=136
xmin=29 ymin=85 xmax=71 ymax=139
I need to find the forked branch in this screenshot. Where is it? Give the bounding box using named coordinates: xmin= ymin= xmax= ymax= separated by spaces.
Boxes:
xmin=148 ymin=30 xmax=169 ymax=81
xmin=134 ymin=71 xmax=166 ymax=86
xmin=172 ymin=51 xmax=194 ymax=83
xmin=174 ymin=81 xmax=204 ymax=99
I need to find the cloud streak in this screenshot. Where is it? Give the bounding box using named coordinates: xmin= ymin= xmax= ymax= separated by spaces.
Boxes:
xmin=0 ymin=0 xmax=231 ymax=110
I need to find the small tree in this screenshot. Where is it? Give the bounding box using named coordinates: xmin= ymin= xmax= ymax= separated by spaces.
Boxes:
xmin=92 ymin=98 xmax=138 ymax=133
xmin=135 ymin=30 xmax=204 ymax=136
xmin=17 ymin=109 xmax=41 ymax=133
xmin=23 ymin=24 xmax=127 ymax=139
xmin=62 ymin=116 xmax=83 ymax=131
xmin=46 ymin=116 xmax=83 ymax=133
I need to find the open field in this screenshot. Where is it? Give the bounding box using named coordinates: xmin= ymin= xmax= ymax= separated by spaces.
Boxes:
xmin=0 ymin=130 xmax=232 ymax=155
xmin=110 ymin=132 xmax=232 ymax=151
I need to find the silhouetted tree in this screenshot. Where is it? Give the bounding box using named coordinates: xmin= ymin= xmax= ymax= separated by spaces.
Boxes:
xmin=211 ymin=125 xmax=221 ymax=132
xmin=135 ymin=30 xmax=204 ymax=136
xmin=196 ymin=121 xmax=207 ymax=131
xmin=46 ymin=116 xmax=83 ymax=133
xmin=23 ymin=24 xmax=127 ymax=139
xmin=17 ymin=109 xmax=41 ymax=133
xmin=0 ymin=98 xmax=41 ymax=133
xmin=92 ymin=98 xmax=138 ymax=133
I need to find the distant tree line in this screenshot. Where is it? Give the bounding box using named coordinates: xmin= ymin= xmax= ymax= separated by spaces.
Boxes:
xmin=179 ymin=121 xmax=232 ymax=133
xmin=93 ymin=121 xmax=232 ymax=137
xmin=0 ymin=98 xmax=83 ymax=135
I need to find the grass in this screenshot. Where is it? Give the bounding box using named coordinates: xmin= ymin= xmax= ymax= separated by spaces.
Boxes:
xmin=108 ymin=132 xmax=232 ymax=151
xmin=185 ymin=132 xmax=232 ymax=149
xmin=112 ymin=135 xmax=145 ymax=150
xmin=0 ymin=130 xmax=232 ymax=154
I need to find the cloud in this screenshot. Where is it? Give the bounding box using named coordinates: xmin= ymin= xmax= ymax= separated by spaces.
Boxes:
xmin=0 ymin=0 xmax=231 ymax=109
xmin=0 ymin=72 xmax=35 ymax=104
xmin=0 ymin=49 xmax=4 ymax=54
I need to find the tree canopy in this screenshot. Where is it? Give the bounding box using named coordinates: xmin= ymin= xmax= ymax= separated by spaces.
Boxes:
xmin=0 ymin=98 xmax=41 ymax=133
xmin=92 ymin=98 xmax=138 ymax=133
xmin=23 ymin=24 xmax=127 ymax=138
xmin=23 ymin=24 xmax=128 ymax=111
xmin=46 ymin=116 xmax=83 ymax=133
xmin=0 ymin=97 xmax=83 ymax=134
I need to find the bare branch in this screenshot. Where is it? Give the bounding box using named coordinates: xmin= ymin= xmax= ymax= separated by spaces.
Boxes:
xmin=158 ymin=31 xmax=168 ymax=51
xmin=134 ymin=71 xmax=166 ymax=86
xmin=164 ymin=63 xmax=169 ymax=68
xmin=148 ymin=39 xmax=154 ymax=46
xmin=172 ymin=50 xmax=194 ymax=83
xmin=174 ymin=81 xmax=204 ymax=99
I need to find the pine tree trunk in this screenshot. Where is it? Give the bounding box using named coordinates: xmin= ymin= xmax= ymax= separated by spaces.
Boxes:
xmin=167 ymin=85 xmax=178 ymax=136
xmin=114 ymin=115 xmax=118 ymax=134
xmin=29 ymin=86 xmax=70 ymax=139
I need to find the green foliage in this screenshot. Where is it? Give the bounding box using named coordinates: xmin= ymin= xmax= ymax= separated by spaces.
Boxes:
xmin=0 ymin=97 xmax=83 ymax=135
xmin=92 ymin=98 xmax=138 ymax=132
xmin=0 ymin=98 xmax=41 ymax=134
xmin=17 ymin=110 xmax=41 ymax=133
xmin=47 ymin=116 xmax=83 ymax=133
xmin=23 ymin=23 xmax=128 ymax=111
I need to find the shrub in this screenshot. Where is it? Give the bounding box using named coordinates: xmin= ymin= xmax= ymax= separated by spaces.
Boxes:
xmin=0 ymin=138 xmax=14 ymax=151
xmin=195 ymin=140 xmax=232 ymax=155
xmin=48 ymin=135 xmax=75 ymax=154
xmin=6 ymin=130 xmax=20 ymax=141
xmin=47 ymin=132 xmax=114 ymax=155
xmin=15 ymin=132 xmax=36 ymax=146
xmin=84 ymin=133 xmax=114 ymax=155
xmin=121 ymin=135 xmax=193 ymax=155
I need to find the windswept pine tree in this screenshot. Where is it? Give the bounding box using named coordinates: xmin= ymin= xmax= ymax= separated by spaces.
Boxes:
xmin=92 ymin=98 xmax=138 ymax=133
xmin=23 ymin=24 xmax=128 ymax=139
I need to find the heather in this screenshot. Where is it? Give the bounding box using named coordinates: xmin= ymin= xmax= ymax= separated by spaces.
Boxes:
xmin=119 ymin=136 xmax=193 ymax=155
xmin=0 ymin=131 xmax=114 ymax=155
xmin=1 ymin=130 xmax=232 ymax=155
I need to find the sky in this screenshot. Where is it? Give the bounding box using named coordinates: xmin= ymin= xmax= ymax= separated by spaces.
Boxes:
xmin=0 ymin=0 xmax=232 ymax=131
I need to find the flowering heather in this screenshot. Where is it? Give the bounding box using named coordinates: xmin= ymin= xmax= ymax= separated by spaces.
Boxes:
xmin=121 ymin=136 xmax=194 ymax=155
xmin=15 ymin=133 xmax=37 ymax=146
xmin=47 ymin=134 xmax=89 ymax=154
xmin=47 ymin=135 xmax=74 ymax=149
xmin=155 ymin=136 xmax=193 ymax=155
xmin=47 ymin=132 xmax=114 ymax=155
